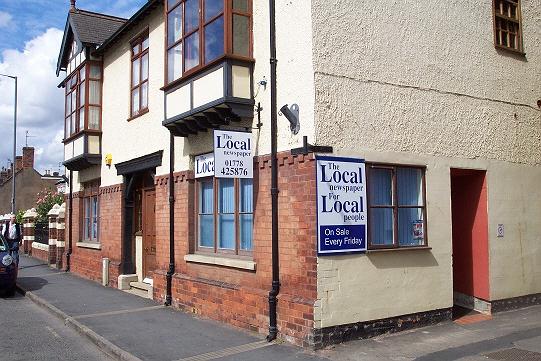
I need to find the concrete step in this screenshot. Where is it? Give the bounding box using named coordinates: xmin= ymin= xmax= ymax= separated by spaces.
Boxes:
xmin=128 ymin=281 xmax=153 ymax=299
xmin=124 ymin=287 xmax=150 ymax=299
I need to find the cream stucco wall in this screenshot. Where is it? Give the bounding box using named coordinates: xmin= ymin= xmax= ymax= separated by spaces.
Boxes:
xmin=312 ymin=0 xmax=541 ymax=328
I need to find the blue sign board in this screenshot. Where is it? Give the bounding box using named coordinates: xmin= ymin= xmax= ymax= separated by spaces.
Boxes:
xmin=316 ymin=156 xmax=367 ymax=255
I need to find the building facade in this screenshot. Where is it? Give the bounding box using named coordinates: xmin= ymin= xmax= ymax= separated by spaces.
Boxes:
xmin=56 ymin=0 xmax=540 ymax=347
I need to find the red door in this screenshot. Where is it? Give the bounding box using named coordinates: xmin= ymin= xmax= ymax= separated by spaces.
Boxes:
xmin=143 ymin=188 xmax=157 ymax=280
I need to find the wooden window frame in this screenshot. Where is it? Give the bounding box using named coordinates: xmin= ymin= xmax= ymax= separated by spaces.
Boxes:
xmin=63 ymin=61 xmax=103 ymax=142
xmin=493 ymin=0 xmax=524 ymax=54
xmin=129 ymin=31 xmax=150 ymax=119
xmin=80 ymin=180 xmax=100 ymax=243
xmin=165 ymin=0 xmax=253 ymax=86
xmin=367 ymin=164 xmax=428 ymax=250
xmin=194 ymin=177 xmax=253 ymax=257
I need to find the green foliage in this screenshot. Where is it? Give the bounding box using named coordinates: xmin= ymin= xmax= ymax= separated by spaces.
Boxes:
xmin=35 ymin=190 xmax=64 ymax=223
xmin=15 ymin=209 xmax=24 ymax=224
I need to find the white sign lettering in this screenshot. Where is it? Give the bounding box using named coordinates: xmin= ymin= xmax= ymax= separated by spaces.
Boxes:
xmin=214 ymin=130 xmax=253 ymax=179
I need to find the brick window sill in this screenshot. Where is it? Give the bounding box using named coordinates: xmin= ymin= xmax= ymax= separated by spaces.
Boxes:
xmin=76 ymin=241 xmax=101 ymax=250
xmin=184 ymin=254 xmax=256 ymax=271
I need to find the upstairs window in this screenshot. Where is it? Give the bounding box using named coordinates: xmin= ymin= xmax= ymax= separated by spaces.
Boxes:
xmin=64 ymin=62 xmax=102 ymax=139
xmin=367 ymin=165 xmax=427 ymax=249
xmin=493 ymin=0 xmax=523 ymax=53
xmin=166 ymin=0 xmax=252 ymax=84
xmin=196 ymin=177 xmax=253 ymax=256
xmin=130 ymin=32 xmax=149 ymax=118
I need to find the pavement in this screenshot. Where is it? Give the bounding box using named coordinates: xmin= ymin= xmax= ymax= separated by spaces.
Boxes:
xmin=15 ymin=255 xmax=541 ymax=361
xmin=15 ymin=255 xmax=326 ymax=361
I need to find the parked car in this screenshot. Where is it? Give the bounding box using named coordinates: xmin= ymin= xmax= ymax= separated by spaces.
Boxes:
xmin=0 ymin=234 xmax=17 ymax=296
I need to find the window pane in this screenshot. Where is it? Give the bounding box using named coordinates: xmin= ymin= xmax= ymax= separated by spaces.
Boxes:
xmin=89 ymin=80 xmax=101 ymax=104
xmin=204 ymin=0 xmax=223 ymax=21
xmin=132 ymin=59 xmax=140 ymax=86
xmin=199 ymin=215 xmax=214 ymax=247
xmin=168 ymin=6 xmax=182 ymax=46
xmin=239 ymin=178 xmax=252 ymax=213
xmin=88 ymin=106 xmax=100 ymax=129
xmin=369 ymin=168 xmax=392 ymax=206
xmin=132 ymin=43 xmax=140 ymax=56
xmin=240 ymin=214 xmax=252 ymax=250
xmin=232 ymin=14 xmax=249 ymax=57
xmin=141 ymin=82 xmax=148 ymax=109
xmin=66 ymin=93 xmax=71 ymax=114
xmin=398 ymin=208 xmax=424 ymax=246
xmin=233 ymin=0 xmax=248 ymax=12
xmin=79 ymin=67 xmax=86 ymax=82
xmin=218 ymin=214 xmax=235 ymax=249
xmin=168 ymin=44 xmax=182 ymax=82
xmin=84 ymin=198 xmax=90 ymax=240
xmin=204 ymin=16 xmax=224 ymax=64
xmin=142 ymin=36 xmax=149 ymax=51
xmin=79 ymin=82 xmax=85 ymax=106
xmin=142 ymin=54 xmax=149 ymax=82
xmin=71 ymin=90 xmax=77 ymax=112
xmin=185 ymin=0 xmax=199 ymax=34
xmin=89 ymin=64 xmax=101 ymax=79
xmin=199 ymin=179 xmax=214 ymax=214
xmin=132 ymin=89 xmax=140 ymax=114
xmin=168 ymin=0 xmax=180 ymax=9
xmin=184 ymin=32 xmax=200 ymax=71
xmin=370 ymin=208 xmax=394 ymax=246
xmin=92 ymin=197 xmax=98 ymax=240
xmin=397 ymin=168 xmax=423 ymax=206
xmin=71 ymin=113 xmax=76 ymax=134
xmin=219 ymin=178 xmax=234 ymax=213
xmin=78 ymin=108 xmax=84 ymax=131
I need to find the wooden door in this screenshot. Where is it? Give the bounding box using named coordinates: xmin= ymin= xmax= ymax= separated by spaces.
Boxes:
xmin=142 ymin=188 xmax=157 ymax=280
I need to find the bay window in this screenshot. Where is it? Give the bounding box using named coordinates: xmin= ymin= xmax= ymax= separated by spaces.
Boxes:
xmin=64 ymin=62 xmax=102 ymax=139
xmin=166 ymin=0 xmax=252 ymax=84
xmin=197 ymin=177 xmax=253 ymax=255
xmin=367 ymin=165 xmax=427 ymax=249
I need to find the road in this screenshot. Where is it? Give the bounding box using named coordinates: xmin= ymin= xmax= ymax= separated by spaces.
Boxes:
xmin=0 ymin=292 xmax=111 ymax=361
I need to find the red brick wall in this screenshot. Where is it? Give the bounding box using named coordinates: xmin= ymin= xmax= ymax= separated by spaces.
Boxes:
xmin=153 ymin=152 xmax=317 ymax=346
xmin=65 ymin=185 xmax=123 ymax=286
xmin=32 ymin=247 xmax=49 ymax=262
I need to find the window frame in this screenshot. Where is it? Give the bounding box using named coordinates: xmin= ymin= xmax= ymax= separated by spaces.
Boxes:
xmin=63 ymin=61 xmax=103 ymax=143
xmin=366 ymin=163 xmax=428 ymax=250
xmin=80 ymin=180 xmax=100 ymax=243
xmin=165 ymin=0 xmax=253 ymax=86
xmin=129 ymin=30 xmax=150 ymax=119
xmin=493 ymin=0 xmax=524 ymax=54
xmin=194 ymin=176 xmax=253 ymax=257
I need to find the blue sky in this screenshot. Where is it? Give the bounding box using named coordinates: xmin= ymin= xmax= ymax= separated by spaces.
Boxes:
xmin=0 ymin=0 xmax=147 ymax=178
xmin=0 ymin=0 xmax=147 ymax=55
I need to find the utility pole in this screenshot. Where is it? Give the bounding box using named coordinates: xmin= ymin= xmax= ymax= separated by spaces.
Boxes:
xmin=1 ymin=74 xmax=18 ymax=214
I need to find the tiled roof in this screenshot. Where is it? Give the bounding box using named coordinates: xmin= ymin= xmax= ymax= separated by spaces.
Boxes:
xmin=70 ymin=9 xmax=126 ymax=46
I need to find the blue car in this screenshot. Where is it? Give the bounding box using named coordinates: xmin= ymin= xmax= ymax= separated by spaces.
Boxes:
xmin=0 ymin=234 xmax=17 ymax=297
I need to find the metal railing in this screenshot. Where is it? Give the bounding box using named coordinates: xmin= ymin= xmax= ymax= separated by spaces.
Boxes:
xmin=34 ymin=223 xmax=49 ymax=245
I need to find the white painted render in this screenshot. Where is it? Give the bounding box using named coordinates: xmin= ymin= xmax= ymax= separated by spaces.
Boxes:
xmin=312 ymin=0 xmax=541 ymax=328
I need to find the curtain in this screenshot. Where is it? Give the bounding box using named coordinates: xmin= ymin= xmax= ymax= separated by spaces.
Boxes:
xmin=397 ymin=168 xmax=423 ymax=245
xmin=239 ymin=178 xmax=253 ymax=250
xmin=198 ymin=179 xmax=214 ymax=248
xmin=370 ymin=168 xmax=393 ymax=245
xmin=218 ymin=178 xmax=235 ymax=249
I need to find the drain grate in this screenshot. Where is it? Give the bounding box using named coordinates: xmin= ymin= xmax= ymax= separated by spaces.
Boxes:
xmin=485 ymin=348 xmax=541 ymax=361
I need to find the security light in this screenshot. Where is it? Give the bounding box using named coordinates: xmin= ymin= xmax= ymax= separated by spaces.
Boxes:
xmin=280 ymin=104 xmax=300 ymax=135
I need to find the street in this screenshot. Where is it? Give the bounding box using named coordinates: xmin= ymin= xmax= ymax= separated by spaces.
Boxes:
xmin=0 ymin=292 xmax=110 ymax=361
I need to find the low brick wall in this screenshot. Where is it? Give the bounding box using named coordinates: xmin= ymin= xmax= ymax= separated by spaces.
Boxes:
xmin=31 ymin=243 xmax=49 ymax=262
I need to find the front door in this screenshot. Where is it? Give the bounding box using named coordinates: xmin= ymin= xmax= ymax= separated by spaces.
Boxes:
xmin=142 ymin=188 xmax=157 ymax=281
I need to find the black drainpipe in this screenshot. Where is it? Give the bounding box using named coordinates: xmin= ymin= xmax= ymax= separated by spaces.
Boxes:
xmin=66 ymin=170 xmax=73 ymax=272
xmin=165 ymin=132 xmax=175 ymax=306
xmin=267 ymin=0 xmax=280 ymax=342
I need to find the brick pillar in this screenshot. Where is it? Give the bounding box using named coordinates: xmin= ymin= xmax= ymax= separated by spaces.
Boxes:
xmin=22 ymin=208 xmax=37 ymax=255
xmin=47 ymin=204 xmax=61 ymax=266
xmin=56 ymin=203 xmax=66 ymax=270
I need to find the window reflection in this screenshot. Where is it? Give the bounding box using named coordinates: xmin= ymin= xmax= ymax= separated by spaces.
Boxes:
xmin=205 ymin=16 xmax=224 ymax=64
xmin=185 ymin=0 xmax=199 ymax=34
xmin=185 ymin=32 xmax=199 ymax=71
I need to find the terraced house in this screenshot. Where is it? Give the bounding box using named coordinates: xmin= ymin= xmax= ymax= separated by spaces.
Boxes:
xmin=55 ymin=0 xmax=540 ymax=347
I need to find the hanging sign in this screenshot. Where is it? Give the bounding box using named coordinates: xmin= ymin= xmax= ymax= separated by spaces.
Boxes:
xmin=194 ymin=152 xmax=214 ymax=178
xmin=213 ymin=130 xmax=253 ymax=179
xmin=316 ymin=156 xmax=367 ymax=255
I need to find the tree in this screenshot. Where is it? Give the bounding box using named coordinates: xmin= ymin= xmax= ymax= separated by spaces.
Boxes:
xmin=35 ymin=190 xmax=64 ymax=224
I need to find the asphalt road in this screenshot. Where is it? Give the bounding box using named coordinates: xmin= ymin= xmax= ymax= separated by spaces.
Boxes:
xmin=0 ymin=292 xmax=111 ymax=361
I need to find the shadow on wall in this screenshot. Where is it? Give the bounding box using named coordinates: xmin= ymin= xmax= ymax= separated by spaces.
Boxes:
xmin=367 ymin=250 xmax=439 ymax=269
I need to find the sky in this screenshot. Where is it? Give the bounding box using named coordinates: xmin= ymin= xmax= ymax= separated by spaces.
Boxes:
xmin=0 ymin=0 xmax=147 ymax=175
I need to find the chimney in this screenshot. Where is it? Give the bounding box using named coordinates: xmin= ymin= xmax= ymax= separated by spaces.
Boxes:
xmin=0 ymin=169 xmax=6 ymax=184
xmin=53 ymin=171 xmax=59 ymax=177
xmin=23 ymin=147 xmax=34 ymax=169
xmin=15 ymin=156 xmax=22 ymax=172
xmin=70 ymin=0 xmax=76 ymax=11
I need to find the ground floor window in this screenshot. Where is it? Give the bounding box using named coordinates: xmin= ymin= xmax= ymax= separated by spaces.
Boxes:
xmin=197 ymin=177 xmax=253 ymax=255
xmin=367 ymin=164 xmax=427 ymax=249
xmin=81 ymin=180 xmax=100 ymax=242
